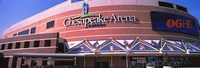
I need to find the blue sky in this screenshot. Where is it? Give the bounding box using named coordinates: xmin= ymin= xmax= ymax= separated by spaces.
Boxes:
xmin=0 ymin=0 xmax=200 ymax=38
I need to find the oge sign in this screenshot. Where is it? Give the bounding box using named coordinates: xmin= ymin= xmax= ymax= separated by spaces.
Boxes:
xmin=151 ymin=11 xmax=199 ymax=35
xmin=166 ymin=19 xmax=192 ymax=29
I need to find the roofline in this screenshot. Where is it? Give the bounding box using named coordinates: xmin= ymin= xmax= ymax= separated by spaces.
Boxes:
xmin=3 ymin=0 xmax=177 ymax=36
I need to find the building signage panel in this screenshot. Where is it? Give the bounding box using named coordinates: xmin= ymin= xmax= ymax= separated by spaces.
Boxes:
xmin=151 ymin=11 xmax=199 ymax=35
xmin=63 ymin=2 xmax=138 ymax=28
xmin=63 ymin=14 xmax=138 ymax=28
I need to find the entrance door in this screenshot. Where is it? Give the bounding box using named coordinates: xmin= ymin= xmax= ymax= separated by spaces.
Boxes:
xmin=95 ymin=62 xmax=109 ymax=68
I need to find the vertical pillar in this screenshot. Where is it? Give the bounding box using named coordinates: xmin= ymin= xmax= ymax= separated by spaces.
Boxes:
xmin=74 ymin=57 xmax=77 ymax=65
xmin=12 ymin=43 xmax=16 ymax=49
xmin=20 ymin=42 xmax=25 ymax=48
xmin=27 ymin=58 xmax=32 ymax=66
xmin=16 ymin=58 xmax=22 ymax=68
xmin=126 ymin=55 xmax=129 ymax=68
xmin=24 ymin=58 xmax=27 ymax=65
xmin=36 ymin=58 xmax=43 ymax=66
xmin=110 ymin=56 xmax=113 ymax=68
xmin=8 ymin=57 xmax=13 ymax=68
xmin=29 ymin=41 xmax=34 ymax=47
xmin=40 ymin=40 xmax=45 ymax=47
xmin=51 ymin=39 xmax=57 ymax=46
xmin=84 ymin=57 xmax=86 ymax=68
xmin=4 ymin=44 xmax=8 ymax=50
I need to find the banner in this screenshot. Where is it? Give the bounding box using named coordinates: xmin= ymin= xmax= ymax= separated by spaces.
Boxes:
xmin=151 ymin=11 xmax=199 ymax=36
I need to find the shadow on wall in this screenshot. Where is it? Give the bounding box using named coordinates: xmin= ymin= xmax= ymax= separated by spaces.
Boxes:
xmin=0 ymin=53 xmax=8 ymax=68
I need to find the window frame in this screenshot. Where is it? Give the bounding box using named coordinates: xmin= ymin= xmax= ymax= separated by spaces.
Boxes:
xmin=1 ymin=44 xmax=5 ymax=50
xmin=15 ymin=42 xmax=21 ymax=49
xmin=46 ymin=20 xmax=55 ymax=29
xmin=30 ymin=27 xmax=36 ymax=34
xmin=33 ymin=41 xmax=40 ymax=47
xmin=158 ymin=1 xmax=174 ymax=8
xmin=7 ymin=43 xmax=13 ymax=49
xmin=24 ymin=41 xmax=30 ymax=48
xmin=18 ymin=29 xmax=29 ymax=36
xmin=13 ymin=33 xmax=17 ymax=37
xmin=176 ymin=5 xmax=188 ymax=12
xmin=44 ymin=40 xmax=51 ymax=47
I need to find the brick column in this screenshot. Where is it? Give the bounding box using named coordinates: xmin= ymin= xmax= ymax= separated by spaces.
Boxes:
xmin=36 ymin=58 xmax=43 ymax=66
xmin=20 ymin=42 xmax=25 ymax=48
xmin=4 ymin=44 xmax=8 ymax=50
xmin=51 ymin=39 xmax=57 ymax=46
xmin=40 ymin=40 xmax=45 ymax=47
xmin=8 ymin=57 xmax=13 ymax=68
xmin=12 ymin=43 xmax=16 ymax=49
xmin=27 ymin=58 xmax=32 ymax=66
xmin=29 ymin=41 xmax=34 ymax=47
xmin=16 ymin=58 xmax=22 ymax=68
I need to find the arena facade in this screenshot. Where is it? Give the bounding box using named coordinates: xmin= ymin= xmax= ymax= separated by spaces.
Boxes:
xmin=0 ymin=0 xmax=200 ymax=68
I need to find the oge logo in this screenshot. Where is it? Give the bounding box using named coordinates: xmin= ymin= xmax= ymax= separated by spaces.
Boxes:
xmin=166 ymin=19 xmax=192 ymax=29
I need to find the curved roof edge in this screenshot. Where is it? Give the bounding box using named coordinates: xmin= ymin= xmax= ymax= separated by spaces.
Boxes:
xmin=2 ymin=0 xmax=183 ymax=36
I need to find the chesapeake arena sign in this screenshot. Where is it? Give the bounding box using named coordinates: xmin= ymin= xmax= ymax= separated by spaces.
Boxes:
xmin=63 ymin=2 xmax=138 ymax=28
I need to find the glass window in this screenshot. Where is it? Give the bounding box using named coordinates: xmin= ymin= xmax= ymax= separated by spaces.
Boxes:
xmin=159 ymin=1 xmax=174 ymax=8
xmin=13 ymin=33 xmax=17 ymax=37
xmin=33 ymin=41 xmax=40 ymax=47
xmin=1 ymin=44 xmax=5 ymax=50
xmin=30 ymin=27 xmax=36 ymax=34
xmin=18 ymin=29 xmax=29 ymax=35
xmin=44 ymin=40 xmax=51 ymax=47
xmin=15 ymin=42 xmax=21 ymax=49
xmin=46 ymin=21 xmax=54 ymax=29
xmin=176 ymin=5 xmax=187 ymax=12
xmin=24 ymin=42 xmax=30 ymax=48
xmin=7 ymin=43 xmax=13 ymax=49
